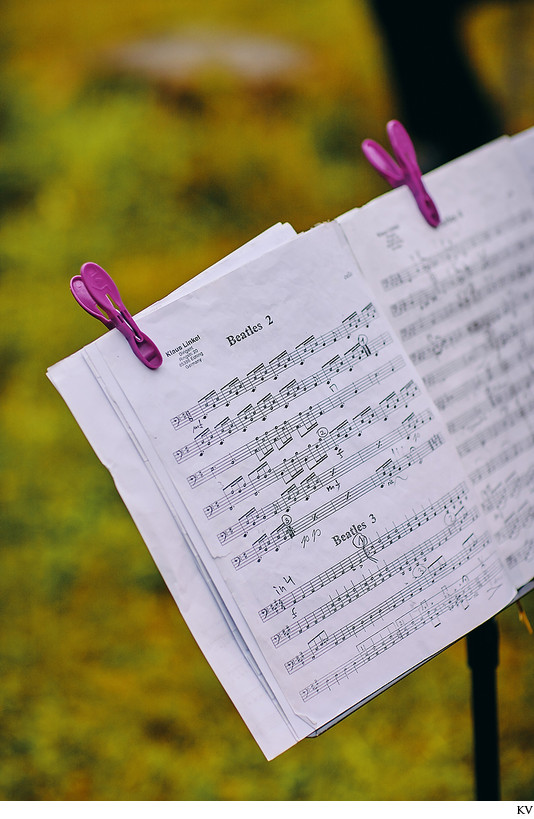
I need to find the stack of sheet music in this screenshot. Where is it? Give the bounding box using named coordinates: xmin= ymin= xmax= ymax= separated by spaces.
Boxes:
xmin=48 ymin=129 xmax=534 ymax=760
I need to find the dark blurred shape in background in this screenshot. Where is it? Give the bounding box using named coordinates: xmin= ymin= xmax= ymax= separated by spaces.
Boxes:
xmin=368 ymin=0 xmax=512 ymax=168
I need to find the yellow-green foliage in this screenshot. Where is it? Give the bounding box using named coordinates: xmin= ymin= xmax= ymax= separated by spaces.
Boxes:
xmin=0 ymin=0 xmax=533 ymax=801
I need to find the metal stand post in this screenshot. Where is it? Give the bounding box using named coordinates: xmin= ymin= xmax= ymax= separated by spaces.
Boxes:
xmin=466 ymin=617 xmax=501 ymax=800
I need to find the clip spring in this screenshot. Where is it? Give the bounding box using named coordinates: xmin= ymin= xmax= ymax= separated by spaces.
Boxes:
xmin=70 ymin=262 xmax=162 ymax=370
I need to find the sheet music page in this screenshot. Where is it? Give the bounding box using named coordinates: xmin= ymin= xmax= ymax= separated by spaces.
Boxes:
xmin=83 ymin=222 xmax=513 ymax=733
xmin=339 ymin=137 xmax=534 ymax=590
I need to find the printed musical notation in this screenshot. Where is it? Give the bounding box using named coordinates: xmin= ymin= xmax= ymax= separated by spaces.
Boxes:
xmin=215 ymin=411 xmax=434 ymax=544
xmin=284 ymin=533 xmax=489 ymax=673
xmin=270 ymin=505 xmax=479 ymax=650
xmin=230 ymin=433 xmax=445 ymax=568
xmin=298 ymin=556 xmax=504 ymax=702
xmin=505 ymin=538 xmax=534 ymax=570
xmin=169 ymin=305 xmax=377 ymax=430
xmin=175 ymin=354 xmax=407 ymax=469
xmin=400 ymin=259 xmax=534 ymax=344
xmin=410 ymin=310 xmax=532 ymax=371
xmin=389 ymin=233 xmax=534 ymax=319
xmin=367 ymin=196 xmax=534 ymax=588
xmin=379 ymin=210 xmax=533 ymax=292
xmin=481 ymin=465 xmax=534 ymax=516
xmin=202 ymin=385 xmax=422 ymax=518
xmin=456 ymin=395 xmax=534 ymax=459
xmin=468 ymin=432 xmax=534 ymax=486
xmin=257 ymin=484 xmax=471 ymax=621
xmin=434 ymin=339 xmax=534 ymax=413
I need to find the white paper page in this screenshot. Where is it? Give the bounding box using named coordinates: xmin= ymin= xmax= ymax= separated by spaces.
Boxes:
xmin=48 ymin=223 xmax=305 ymax=760
xmin=140 ymin=222 xmax=296 ymax=314
xmin=84 ymin=222 xmax=513 ymax=736
xmin=512 ymin=127 xmax=534 ymax=192
xmin=339 ymin=137 xmax=534 ymax=589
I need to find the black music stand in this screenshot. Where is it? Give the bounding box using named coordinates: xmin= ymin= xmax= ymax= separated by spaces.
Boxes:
xmin=467 ymin=617 xmax=500 ymax=801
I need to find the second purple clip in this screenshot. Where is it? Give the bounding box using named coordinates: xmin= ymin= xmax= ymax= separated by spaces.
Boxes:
xmin=362 ymin=119 xmax=440 ymax=228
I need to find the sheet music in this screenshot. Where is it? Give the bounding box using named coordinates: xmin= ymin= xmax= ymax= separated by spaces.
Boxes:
xmin=339 ymin=137 xmax=534 ymax=589
xmin=83 ymin=222 xmax=513 ymax=732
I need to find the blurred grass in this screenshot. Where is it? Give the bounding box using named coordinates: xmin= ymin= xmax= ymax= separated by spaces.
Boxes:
xmin=0 ymin=0 xmax=533 ymax=801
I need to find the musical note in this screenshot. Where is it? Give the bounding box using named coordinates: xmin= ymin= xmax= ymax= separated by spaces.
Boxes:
xmin=284 ymin=533 xmax=487 ymax=672
xmin=468 ymin=432 xmax=534 ymax=485
xmin=457 ymin=395 xmax=534 ymax=459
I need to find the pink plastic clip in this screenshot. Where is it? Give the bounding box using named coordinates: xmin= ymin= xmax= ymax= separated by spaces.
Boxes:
xmin=362 ymin=120 xmax=440 ymax=228
xmin=70 ymin=262 xmax=163 ymax=370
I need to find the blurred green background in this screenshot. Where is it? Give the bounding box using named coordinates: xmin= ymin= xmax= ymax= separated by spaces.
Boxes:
xmin=1 ymin=0 xmax=533 ymax=801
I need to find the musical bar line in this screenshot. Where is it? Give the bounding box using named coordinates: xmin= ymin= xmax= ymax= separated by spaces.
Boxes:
xmin=446 ymin=368 xmax=534 ymax=436
xmin=203 ymin=386 xmax=421 ymax=519
xmin=390 ymin=233 xmax=534 ymax=319
xmin=481 ymin=464 xmax=534 ymax=515
xmin=380 ymin=210 xmax=533 ymax=292
xmin=299 ymin=558 xmax=504 ymax=701
xmin=433 ymin=333 xmax=534 ymax=412
xmin=468 ymin=431 xmax=534 ymax=485
xmin=400 ymin=260 xmax=534 ymax=342
xmin=410 ymin=308 xmax=532 ymax=369
xmin=457 ymin=394 xmax=534 ymax=459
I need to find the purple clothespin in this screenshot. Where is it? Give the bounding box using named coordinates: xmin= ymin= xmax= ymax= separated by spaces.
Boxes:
xmin=70 ymin=262 xmax=163 ymax=369
xmin=362 ymin=120 xmax=440 ymax=227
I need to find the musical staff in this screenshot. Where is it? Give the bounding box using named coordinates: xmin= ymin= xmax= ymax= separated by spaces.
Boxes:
xmin=299 ymin=557 xmax=504 ymax=701
xmin=257 ymin=484 xmax=470 ymax=620
xmin=202 ymin=385 xmax=421 ymax=517
xmin=505 ymin=538 xmax=534 ymax=570
xmin=410 ymin=311 xmax=530 ymax=370
xmin=457 ymin=395 xmax=534 ymax=459
xmin=176 ymin=355 xmax=407 ymax=471
xmin=215 ymin=411 xmax=434 ymax=543
xmin=481 ymin=465 xmax=534 ymax=515
xmin=446 ymin=369 xmax=534 ymax=436
xmin=423 ymin=340 xmax=492 ymax=390
xmin=389 ymin=234 xmax=534 ymax=319
xmin=169 ymin=305 xmax=377 ymax=430
xmin=284 ymin=532 xmax=489 ymax=672
xmin=270 ymin=506 xmax=479 ymax=648
xmin=380 ymin=210 xmax=533 ymax=292
xmin=433 ymin=335 xmax=534 ymax=412
xmin=230 ymin=434 xmax=445 ymax=567
xmin=400 ymin=260 xmax=534 ymax=343
xmin=468 ymin=432 xmax=534 ymax=485
xmin=494 ymin=501 xmax=534 ymax=545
